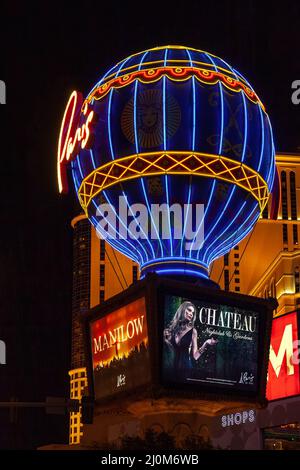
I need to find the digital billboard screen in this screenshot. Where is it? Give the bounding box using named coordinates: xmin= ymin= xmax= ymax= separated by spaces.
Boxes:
xmin=90 ymin=297 xmax=151 ymax=400
xmin=162 ymin=294 xmax=262 ymax=394
xmin=266 ymin=311 xmax=300 ymax=401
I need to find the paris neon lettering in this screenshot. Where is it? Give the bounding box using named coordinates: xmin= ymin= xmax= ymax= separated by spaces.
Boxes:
xmin=57 ymin=90 xmax=94 ymax=193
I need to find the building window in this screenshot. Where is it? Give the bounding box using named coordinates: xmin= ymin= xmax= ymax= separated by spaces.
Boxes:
xmin=224 ymin=269 xmax=229 ymax=291
xmin=224 ymin=254 xmax=229 ymax=266
xmin=100 ymin=290 xmax=105 ymax=302
xmin=234 ymin=261 xmax=239 ymax=267
xmin=270 ymin=279 xmax=276 ymax=299
xmin=290 ymin=172 xmax=297 ymax=220
xmin=100 ymin=264 xmax=105 ymax=286
xmin=282 ymin=223 xmax=288 ymax=245
xmin=234 ymin=246 xmax=239 ymax=250
xmin=234 ymin=270 xmax=240 ymax=275
xmin=234 ymin=253 xmax=239 ymax=259
xmin=235 ymin=278 xmax=240 ymax=283
xmin=132 ymin=265 xmax=138 ymax=284
xmin=293 ymin=224 xmax=298 ymax=245
xmin=295 ymin=267 xmax=300 ymax=293
xmin=100 ymin=240 xmax=105 ymax=260
xmin=262 ymin=203 xmax=268 ymax=219
xmin=235 ymin=287 xmax=240 ymax=292
xmin=281 ymin=171 xmax=288 ymax=220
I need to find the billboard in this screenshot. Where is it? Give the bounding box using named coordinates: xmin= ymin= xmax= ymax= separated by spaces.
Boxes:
xmin=90 ymin=297 xmax=150 ymax=400
xmin=266 ymin=311 xmax=300 ymax=401
xmin=162 ymin=294 xmax=262 ymax=394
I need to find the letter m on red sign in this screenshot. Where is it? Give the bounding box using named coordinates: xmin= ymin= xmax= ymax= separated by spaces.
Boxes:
xmin=266 ymin=312 xmax=300 ymax=400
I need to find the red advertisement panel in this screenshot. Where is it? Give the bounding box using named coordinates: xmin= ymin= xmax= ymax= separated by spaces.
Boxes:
xmin=90 ymin=297 xmax=150 ymax=399
xmin=267 ymin=312 xmax=300 ymax=400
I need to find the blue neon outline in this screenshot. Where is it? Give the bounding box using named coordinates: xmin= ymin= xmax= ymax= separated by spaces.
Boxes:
xmin=141 ymin=268 xmax=208 ymax=280
xmin=103 ymin=191 xmax=149 ymax=263
xmin=180 ymin=49 xmax=195 ymax=257
xmin=207 ymin=203 xmax=258 ymax=264
xmin=141 ymin=256 xmax=208 ymax=269
xmin=258 ymin=105 xmax=265 ymax=173
xmin=72 ymin=156 xmax=140 ymax=262
xmin=195 ymin=53 xmax=243 ymax=261
xmin=89 ymin=148 xmax=145 ymax=263
xmin=76 ymin=155 xmax=84 ymax=180
xmin=90 ymin=149 xmax=96 ymax=169
xmin=207 ymin=201 xmax=258 ymax=261
xmin=188 ymin=179 xmax=216 ymax=257
xmin=90 ymin=213 xmax=139 ymax=263
xmin=134 ymin=50 xmax=164 ymax=258
xmin=162 ymin=48 xmax=173 ymax=256
xmin=90 ymin=193 xmax=144 ymax=263
xmin=86 ymin=62 xmax=122 ymax=98
xmin=201 ymin=184 xmax=236 ymax=260
xmin=71 ymin=160 xmax=80 ymax=192
xmin=106 ymin=56 xmax=154 ymax=260
xmin=203 ymin=199 xmax=247 ymax=264
xmin=107 ymin=56 xmax=132 ymax=161
xmin=186 ymin=49 xmax=196 ymax=149
xmin=204 ymin=52 xmax=224 ymax=155
xmin=241 ymin=91 xmax=248 ymax=163
xmin=266 ymin=114 xmax=276 ymax=189
xmin=217 ymin=56 xmax=248 ymax=164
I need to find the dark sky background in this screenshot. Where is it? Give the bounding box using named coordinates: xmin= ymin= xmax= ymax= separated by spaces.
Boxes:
xmin=0 ymin=0 xmax=299 ymax=448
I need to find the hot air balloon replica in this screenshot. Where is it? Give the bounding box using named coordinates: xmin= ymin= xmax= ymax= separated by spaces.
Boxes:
xmin=58 ymin=45 xmax=275 ymax=284
xmin=58 ymin=47 xmax=279 ymax=435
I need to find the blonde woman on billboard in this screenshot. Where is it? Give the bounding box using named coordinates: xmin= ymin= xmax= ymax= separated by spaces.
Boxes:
xmin=163 ymin=301 xmax=217 ymax=381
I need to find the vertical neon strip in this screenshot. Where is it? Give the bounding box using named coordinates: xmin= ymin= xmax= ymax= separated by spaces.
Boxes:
xmin=89 ymin=149 xmax=143 ymax=263
xmin=106 ymin=56 xmax=152 ymax=261
xmin=207 ymin=203 xmax=258 ymax=263
xmin=204 ymin=199 xmax=247 ymax=264
xmin=76 ymin=155 xmax=84 ymax=180
xmin=71 ymin=161 xmax=80 ymax=193
xmin=208 ymin=203 xmax=257 ymax=262
xmin=135 ymin=51 xmax=164 ymax=258
xmin=162 ymin=48 xmax=173 ymax=256
xmin=87 ymin=63 xmax=119 ymax=98
xmin=186 ymin=49 xmax=196 ymax=149
xmin=204 ymin=53 xmax=224 ymax=155
xmin=90 ymin=149 xmax=96 ymax=169
xmin=77 ymin=155 xmax=139 ymax=261
xmin=188 ymin=179 xmax=216 ymax=258
xmin=88 ymin=66 xmax=120 ymax=168
xmin=100 ymin=192 xmax=142 ymax=263
xmin=90 ymin=211 xmax=139 ymax=263
xmin=180 ymin=49 xmax=195 ymax=257
xmin=258 ymin=105 xmax=265 ymax=173
xmin=266 ymin=114 xmax=276 ymax=189
xmin=163 ymin=50 xmax=167 ymax=149
xmin=198 ymin=53 xmax=236 ymax=261
xmin=108 ymin=55 xmax=133 ymax=160
xmin=201 ymin=184 xmax=236 ymax=260
xmin=219 ymin=56 xmax=249 ymax=164
xmin=241 ymin=92 xmax=248 ymax=163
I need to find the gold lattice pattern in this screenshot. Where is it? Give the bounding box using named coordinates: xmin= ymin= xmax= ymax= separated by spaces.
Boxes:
xmin=78 ymin=151 xmax=269 ymax=214
xmin=69 ymin=368 xmax=87 ymax=446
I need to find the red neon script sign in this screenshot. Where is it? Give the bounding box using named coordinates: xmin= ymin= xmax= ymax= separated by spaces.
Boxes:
xmin=57 ymin=90 xmax=94 ymax=193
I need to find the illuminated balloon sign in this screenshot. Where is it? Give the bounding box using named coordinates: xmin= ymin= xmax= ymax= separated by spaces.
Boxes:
xmin=58 ymin=46 xmax=276 ymax=280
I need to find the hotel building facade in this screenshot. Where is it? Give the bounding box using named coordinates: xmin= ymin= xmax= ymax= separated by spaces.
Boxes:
xmin=69 ymin=153 xmax=300 ymax=449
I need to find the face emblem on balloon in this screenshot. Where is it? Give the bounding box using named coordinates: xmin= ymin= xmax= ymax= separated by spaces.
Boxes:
xmin=121 ymin=89 xmax=181 ymax=148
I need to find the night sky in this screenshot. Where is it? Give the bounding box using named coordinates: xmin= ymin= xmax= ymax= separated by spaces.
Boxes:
xmin=0 ymin=1 xmax=299 ymax=449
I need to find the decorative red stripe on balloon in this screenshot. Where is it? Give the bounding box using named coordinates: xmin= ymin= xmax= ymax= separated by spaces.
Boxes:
xmin=83 ymin=67 xmax=264 ymax=109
